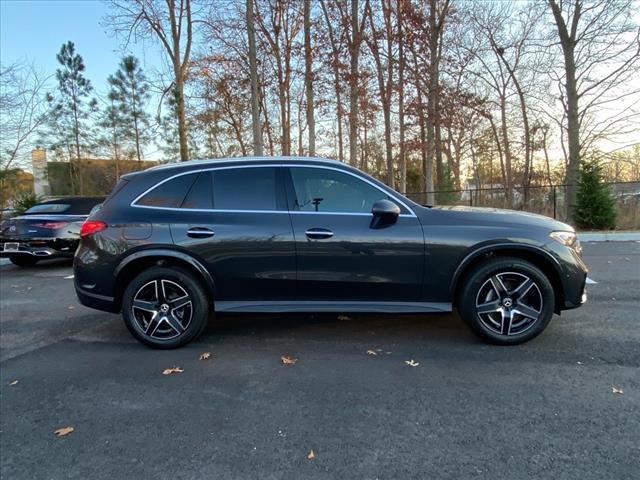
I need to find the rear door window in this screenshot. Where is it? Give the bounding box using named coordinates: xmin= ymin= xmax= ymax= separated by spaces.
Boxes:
xmin=213 ymin=167 xmax=278 ymax=211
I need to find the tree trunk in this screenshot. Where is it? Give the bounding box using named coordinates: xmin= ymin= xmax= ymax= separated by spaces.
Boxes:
xmin=499 ymin=91 xmax=513 ymax=205
xmin=397 ymin=0 xmax=406 ymax=193
xmin=548 ymin=0 xmax=581 ymax=221
xmin=320 ymin=0 xmax=344 ymax=161
xmin=304 ymin=0 xmax=315 ymax=156
xmin=246 ymin=0 xmax=263 ymax=156
xmin=348 ymin=0 xmax=361 ymax=166
xmin=418 ymin=85 xmax=434 ymax=204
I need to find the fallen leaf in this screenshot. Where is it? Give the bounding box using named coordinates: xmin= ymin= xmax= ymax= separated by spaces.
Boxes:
xmin=281 ymin=355 xmax=298 ymax=365
xmin=307 ymin=449 xmax=315 ymax=460
xmin=405 ymin=359 xmax=419 ymax=367
xmin=9 ymin=380 xmax=19 ymax=386
xmin=337 ymin=315 xmax=351 ymax=321
xmin=199 ymin=352 xmax=211 ymax=361
xmin=162 ymin=366 xmax=184 ymax=375
xmin=54 ymin=426 xmax=74 ymax=437
xmin=366 ymin=350 xmax=377 ymax=356
xmin=612 ymin=386 xmax=624 ymax=395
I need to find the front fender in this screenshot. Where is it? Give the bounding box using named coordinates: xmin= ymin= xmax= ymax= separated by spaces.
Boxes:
xmin=449 ymin=242 xmax=563 ymax=298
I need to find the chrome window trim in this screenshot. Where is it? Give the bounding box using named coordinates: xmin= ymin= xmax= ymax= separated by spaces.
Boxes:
xmin=130 ymin=163 xmax=417 ymax=218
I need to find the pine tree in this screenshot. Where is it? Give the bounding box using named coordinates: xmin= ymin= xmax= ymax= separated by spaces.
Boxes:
xmin=46 ymin=41 xmax=96 ymax=194
xmin=98 ymin=91 xmax=126 ymax=179
xmin=107 ymin=56 xmax=151 ymax=166
xmin=574 ymin=159 xmax=616 ymax=230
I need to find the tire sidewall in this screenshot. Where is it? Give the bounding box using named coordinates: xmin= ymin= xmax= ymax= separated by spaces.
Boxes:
xmin=458 ymin=257 xmax=555 ymax=345
xmin=122 ymin=266 xmax=210 ymax=349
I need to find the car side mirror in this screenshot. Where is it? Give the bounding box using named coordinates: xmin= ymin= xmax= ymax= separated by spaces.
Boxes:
xmin=371 ymin=199 xmax=400 ymax=228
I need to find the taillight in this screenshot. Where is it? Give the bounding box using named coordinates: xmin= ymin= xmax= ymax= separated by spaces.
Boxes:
xmin=80 ymin=220 xmax=107 ymax=237
xmin=34 ymin=221 xmax=69 ymax=229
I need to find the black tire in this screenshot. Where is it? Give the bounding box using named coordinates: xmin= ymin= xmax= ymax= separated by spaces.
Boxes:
xmin=122 ymin=266 xmax=210 ymax=349
xmin=457 ymin=257 xmax=555 ymax=345
xmin=9 ymin=256 xmax=38 ymax=267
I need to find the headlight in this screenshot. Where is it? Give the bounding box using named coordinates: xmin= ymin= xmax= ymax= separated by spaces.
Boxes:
xmin=550 ymin=230 xmax=582 ymax=253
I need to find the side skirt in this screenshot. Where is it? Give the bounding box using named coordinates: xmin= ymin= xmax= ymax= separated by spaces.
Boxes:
xmin=214 ymin=301 xmax=452 ymax=314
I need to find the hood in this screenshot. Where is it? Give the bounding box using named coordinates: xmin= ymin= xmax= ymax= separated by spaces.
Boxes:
xmin=422 ymin=205 xmax=574 ymax=232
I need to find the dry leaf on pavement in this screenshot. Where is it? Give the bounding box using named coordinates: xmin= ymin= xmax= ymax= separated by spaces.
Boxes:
xmin=307 ymin=450 xmax=315 ymax=460
xmin=405 ymin=360 xmax=419 ymax=367
xmin=162 ymin=367 xmax=184 ymax=375
xmin=199 ymin=352 xmax=211 ymax=360
xmin=366 ymin=350 xmax=377 ymax=356
xmin=9 ymin=380 xmax=19 ymax=386
xmin=54 ymin=426 xmax=74 ymax=437
xmin=612 ymin=386 xmax=624 ymax=394
xmin=281 ymin=355 xmax=298 ymax=365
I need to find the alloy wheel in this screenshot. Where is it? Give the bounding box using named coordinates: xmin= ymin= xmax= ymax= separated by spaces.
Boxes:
xmin=475 ymin=271 xmax=543 ymax=336
xmin=131 ymin=279 xmax=193 ymax=340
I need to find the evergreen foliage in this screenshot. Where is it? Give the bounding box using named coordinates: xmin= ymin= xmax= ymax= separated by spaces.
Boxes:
xmin=574 ymin=159 xmax=616 ymax=230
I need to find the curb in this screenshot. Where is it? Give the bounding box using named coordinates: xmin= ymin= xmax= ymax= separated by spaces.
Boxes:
xmin=579 ymin=231 xmax=640 ymax=242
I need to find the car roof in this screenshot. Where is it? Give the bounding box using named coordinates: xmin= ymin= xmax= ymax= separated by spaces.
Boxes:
xmin=145 ymin=156 xmax=345 ymax=173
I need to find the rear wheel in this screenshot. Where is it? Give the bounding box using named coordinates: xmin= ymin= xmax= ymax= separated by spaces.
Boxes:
xmin=457 ymin=257 xmax=555 ymax=345
xmin=122 ymin=266 xmax=210 ymax=349
xmin=9 ymin=256 xmax=38 ymax=267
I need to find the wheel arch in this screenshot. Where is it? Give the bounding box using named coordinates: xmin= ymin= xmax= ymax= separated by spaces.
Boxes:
xmin=450 ymin=243 xmax=564 ymax=313
xmin=114 ymin=248 xmax=215 ymax=310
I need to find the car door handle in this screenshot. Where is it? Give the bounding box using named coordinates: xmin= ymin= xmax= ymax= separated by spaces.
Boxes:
xmin=186 ymin=227 xmax=215 ymax=238
xmin=305 ymin=228 xmax=334 ymax=240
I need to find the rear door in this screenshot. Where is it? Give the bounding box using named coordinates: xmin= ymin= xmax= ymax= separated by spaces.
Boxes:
xmin=162 ymin=166 xmax=296 ymax=303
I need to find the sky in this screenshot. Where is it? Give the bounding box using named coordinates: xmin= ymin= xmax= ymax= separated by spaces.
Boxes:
xmin=0 ymin=0 xmax=163 ymax=100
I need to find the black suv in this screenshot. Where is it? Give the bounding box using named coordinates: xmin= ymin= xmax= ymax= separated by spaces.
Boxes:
xmin=74 ymin=157 xmax=587 ymax=348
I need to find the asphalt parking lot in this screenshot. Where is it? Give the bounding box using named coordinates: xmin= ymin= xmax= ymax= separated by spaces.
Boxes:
xmin=1 ymin=242 xmax=639 ymax=480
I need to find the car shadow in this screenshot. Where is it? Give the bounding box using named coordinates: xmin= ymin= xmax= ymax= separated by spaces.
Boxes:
xmin=202 ymin=310 xmax=479 ymax=347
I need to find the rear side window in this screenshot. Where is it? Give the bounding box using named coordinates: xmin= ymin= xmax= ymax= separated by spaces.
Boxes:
xmin=213 ymin=167 xmax=277 ymax=211
xmin=182 ymin=172 xmax=213 ymax=209
xmin=137 ymin=173 xmax=197 ymax=208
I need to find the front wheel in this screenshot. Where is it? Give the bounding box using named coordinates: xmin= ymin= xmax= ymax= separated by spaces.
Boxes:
xmin=457 ymin=257 xmax=555 ymax=345
xmin=122 ymin=266 xmax=210 ymax=349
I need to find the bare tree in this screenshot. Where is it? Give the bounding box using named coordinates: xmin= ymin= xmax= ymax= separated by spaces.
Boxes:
xmin=547 ymin=0 xmax=640 ymax=220
xmin=345 ymin=0 xmax=370 ymax=166
xmin=246 ymin=0 xmax=263 ymax=155
xmin=0 ymin=62 xmax=49 ymax=206
xmin=365 ymin=0 xmax=395 ymax=186
xmin=254 ymin=0 xmax=304 ymax=156
xmin=304 ymin=0 xmax=316 ymax=156
xmin=106 ymin=0 xmax=194 ymax=161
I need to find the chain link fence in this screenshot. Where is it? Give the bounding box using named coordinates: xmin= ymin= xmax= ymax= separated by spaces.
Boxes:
xmin=405 ymin=181 xmax=640 ymax=230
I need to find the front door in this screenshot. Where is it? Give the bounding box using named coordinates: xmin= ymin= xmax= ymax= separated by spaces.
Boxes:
xmin=285 ymin=166 xmax=424 ymax=302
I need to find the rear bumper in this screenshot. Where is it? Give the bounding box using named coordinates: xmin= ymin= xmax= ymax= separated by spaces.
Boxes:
xmin=0 ymin=237 xmax=77 ymax=258
xmin=75 ymin=283 xmax=119 ymax=313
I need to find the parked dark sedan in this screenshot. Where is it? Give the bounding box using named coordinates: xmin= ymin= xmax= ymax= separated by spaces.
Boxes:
xmin=1 ymin=196 xmax=104 ymax=266
xmin=74 ymin=157 xmax=587 ymax=348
